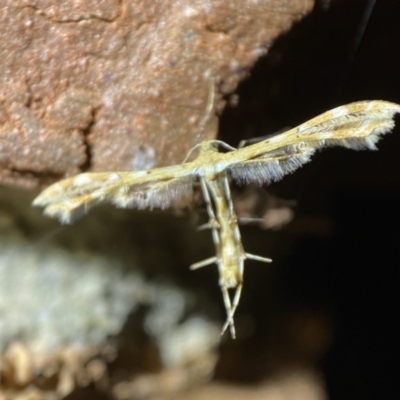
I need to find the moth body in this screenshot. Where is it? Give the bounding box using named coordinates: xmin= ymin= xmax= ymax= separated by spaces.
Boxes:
xmin=32 ymin=100 xmax=400 ymax=338
xmin=190 ymin=173 xmax=271 ymax=338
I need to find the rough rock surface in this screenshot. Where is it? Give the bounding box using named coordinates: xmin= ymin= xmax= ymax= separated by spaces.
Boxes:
xmin=0 ymin=0 xmax=313 ymax=188
xmin=0 ymin=1 xmax=326 ymax=399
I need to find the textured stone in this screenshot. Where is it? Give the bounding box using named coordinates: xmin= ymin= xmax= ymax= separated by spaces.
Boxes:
xmin=0 ymin=0 xmax=313 ymax=188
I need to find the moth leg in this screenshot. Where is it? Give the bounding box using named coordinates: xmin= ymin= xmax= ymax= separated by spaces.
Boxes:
xmin=237 ymin=217 xmax=265 ymax=224
xmin=196 ymin=215 xmax=219 ymax=231
xmin=200 ymin=178 xmax=217 ymax=222
xmin=220 ymin=285 xmax=237 ymax=339
xmin=246 ymin=253 xmax=273 ymax=263
xmin=200 ymin=178 xmax=220 ymax=247
xmin=221 ymin=283 xmax=244 ymax=339
xmin=221 ymin=175 xmax=243 ymax=247
xmin=221 ymin=174 xmax=235 ymax=215
xmin=221 ymin=253 xmax=271 ymax=334
xmin=220 ymin=283 xmax=237 ymax=339
xmin=220 ymin=175 xmax=246 ymax=337
xmin=196 ymin=178 xmax=238 ymax=334
xmin=223 ymin=257 xmax=245 ymax=338
xmin=190 ymin=256 xmax=217 ymax=270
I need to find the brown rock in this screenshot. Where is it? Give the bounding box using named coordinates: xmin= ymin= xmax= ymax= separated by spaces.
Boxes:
xmin=0 ymin=0 xmax=313 ymax=188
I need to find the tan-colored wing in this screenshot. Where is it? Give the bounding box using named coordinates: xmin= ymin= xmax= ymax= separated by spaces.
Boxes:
xmin=33 ymin=164 xmax=194 ymax=224
xmin=227 ymin=100 xmax=400 ymax=185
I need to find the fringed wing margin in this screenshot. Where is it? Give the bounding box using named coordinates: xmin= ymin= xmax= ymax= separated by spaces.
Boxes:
xmin=229 ymin=100 xmax=400 ymax=186
xmin=33 ymin=171 xmax=195 ymax=224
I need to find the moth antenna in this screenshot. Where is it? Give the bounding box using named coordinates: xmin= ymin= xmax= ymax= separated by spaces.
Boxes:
xmin=192 ymin=78 xmax=216 ymax=146
xmin=182 ymin=142 xmax=201 ymax=164
xmin=237 ymin=127 xmax=291 ymax=149
xmin=333 ymin=0 xmax=376 ymax=100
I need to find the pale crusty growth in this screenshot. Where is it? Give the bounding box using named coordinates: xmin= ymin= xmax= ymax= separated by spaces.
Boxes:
xmin=33 ymin=100 xmax=400 ymax=337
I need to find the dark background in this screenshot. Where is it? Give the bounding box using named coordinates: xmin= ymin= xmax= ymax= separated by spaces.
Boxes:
xmin=218 ymin=0 xmax=400 ymax=399
xmin=3 ymin=1 xmax=399 ymax=399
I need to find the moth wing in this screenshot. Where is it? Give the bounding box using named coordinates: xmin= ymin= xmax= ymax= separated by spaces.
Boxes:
xmin=229 ymin=100 xmax=400 ymax=185
xmin=33 ymin=169 xmax=194 ymax=224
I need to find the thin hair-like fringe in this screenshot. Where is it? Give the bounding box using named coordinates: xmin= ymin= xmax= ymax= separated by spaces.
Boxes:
xmin=111 ymin=176 xmax=194 ymax=210
xmin=229 ymin=152 xmax=314 ymax=185
xmin=229 ymin=129 xmax=389 ymax=185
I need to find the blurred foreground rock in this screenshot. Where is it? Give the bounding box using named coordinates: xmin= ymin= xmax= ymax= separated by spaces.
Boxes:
xmin=0 ymin=186 xmax=220 ymax=399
